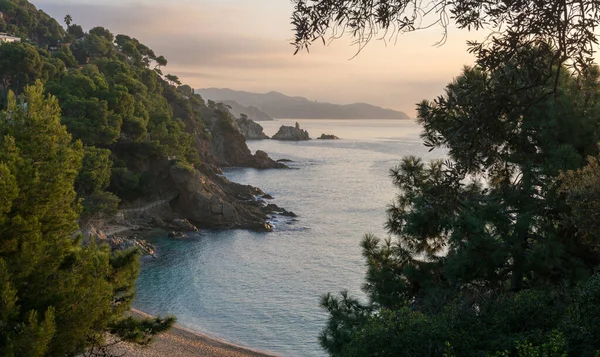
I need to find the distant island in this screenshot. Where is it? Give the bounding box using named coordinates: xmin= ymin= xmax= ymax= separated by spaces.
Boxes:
xmin=197 ymin=88 xmax=410 ymax=120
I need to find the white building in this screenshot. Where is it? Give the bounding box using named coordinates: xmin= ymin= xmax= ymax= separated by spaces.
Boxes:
xmin=0 ymin=33 xmax=21 ymax=43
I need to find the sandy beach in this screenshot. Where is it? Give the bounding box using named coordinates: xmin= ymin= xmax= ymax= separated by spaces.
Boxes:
xmin=108 ymin=309 xmax=280 ymax=357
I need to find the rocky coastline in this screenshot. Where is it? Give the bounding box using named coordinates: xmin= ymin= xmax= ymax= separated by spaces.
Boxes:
xmin=82 ymin=106 xmax=292 ymax=256
xmin=81 ymin=166 xmax=294 ymax=257
xmin=230 ymin=115 xmax=340 ymax=143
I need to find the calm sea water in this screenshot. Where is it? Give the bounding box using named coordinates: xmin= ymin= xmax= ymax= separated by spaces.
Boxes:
xmin=134 ymin=119 xmax=444 ymax=356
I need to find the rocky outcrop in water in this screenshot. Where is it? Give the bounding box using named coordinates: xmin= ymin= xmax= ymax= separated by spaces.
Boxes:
xmin=272 ymin=122 xmax=310 ymax=141
xmin=318 ymin=133 xmax=339 ymax=140
xmin=234 ymin=115 xmax=269 ymax=140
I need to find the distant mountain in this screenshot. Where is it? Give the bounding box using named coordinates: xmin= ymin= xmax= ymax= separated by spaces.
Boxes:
xmin=196 ymin=88 xmax=410 ymax=120
xmin=219 ymin=100 xmax=273 ymax=121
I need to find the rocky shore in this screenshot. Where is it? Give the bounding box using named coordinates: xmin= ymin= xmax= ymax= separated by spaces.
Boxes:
xmin=82 ymin=105 xmax=292 ymax=255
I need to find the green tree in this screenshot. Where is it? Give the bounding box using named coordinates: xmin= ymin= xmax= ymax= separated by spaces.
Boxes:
xmin=559 ymin=156 xmax=600 ymax=254
xmin=319 ymin=61 xmax=600 ymax=356
xmin=46 ymin=69 xmax=123 ymax=146
xmin=51 ymin=46 xmax=78 ymax=69
xmin=0 ymin=81 xmax=173 ymax=356
xmin=0 ymin=42 xmax=43 ymax=104
xmin=154 ymin=55 xmax=167 ymax=69
xmin=67 ymin=23 xmax=84 ymax=39
xmin=63 ymin=14 xmax=72 ymax=27
xmin=165 ymin=74 xmax=181 ymax=86
xmin=291 ymin=0 xmax=600 ymax=77
xmin=76 ymin=146 xmax=113 ymax=196
xmin=0 ymin=0 xmax=65 ymax=46
xmin=0 ymin=82 xmax=109 ymax=355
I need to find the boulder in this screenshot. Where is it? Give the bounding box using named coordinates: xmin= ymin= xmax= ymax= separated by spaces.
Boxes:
xmin=265 ymin=203 xmax=298 ymax=217
xmin=272 ymin=122 xmax=310 ymax=141
xmin=170 ymin=218 xmax=199 ymax=232
xmin=318 ymin=133 xmax=340 ymax=140
xmin=168 ymin=231 xmax=188 ymax=239
xmin=254 ymin=150 xmax=287 ymax=169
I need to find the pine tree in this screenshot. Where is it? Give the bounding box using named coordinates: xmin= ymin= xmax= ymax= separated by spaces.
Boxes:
xmin=320 ymin=60 xmax=600 ymax=356
xmin=0 ymin=82 xmax=141 ymax=356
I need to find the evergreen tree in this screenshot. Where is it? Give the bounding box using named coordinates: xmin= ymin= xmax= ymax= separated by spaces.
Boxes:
xmin=319 ymin=61 xmax=600 ymax=356
xmin=0 ymin=82 xmax=142 ymax=356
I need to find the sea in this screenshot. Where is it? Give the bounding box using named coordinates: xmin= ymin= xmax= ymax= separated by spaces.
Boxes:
xmin=133 ymin=119 xmax=446 ymax=357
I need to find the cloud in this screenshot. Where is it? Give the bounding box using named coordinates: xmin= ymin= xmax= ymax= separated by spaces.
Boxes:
xmin=36 ymin=1 xmax=326 ymax=70
xmin=35 ymin=0 xmax=478 ymax=115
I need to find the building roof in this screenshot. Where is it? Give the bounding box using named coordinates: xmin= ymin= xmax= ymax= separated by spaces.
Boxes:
xmin=0 ymin=33 xmax=20 ymax=42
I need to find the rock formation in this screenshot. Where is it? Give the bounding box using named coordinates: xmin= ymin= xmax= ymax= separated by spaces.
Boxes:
xmin=234 ymin=114 xmax=269 ymax=140
xmin=318 ymin=133 xmax=340 ymax=140
xmin=168 ymin=164 xmax=285 ymax=231
xmin=272 ymin=122 xmax=310 ymax=141
xmin=202 ymin=107 xmax=286 ymax=168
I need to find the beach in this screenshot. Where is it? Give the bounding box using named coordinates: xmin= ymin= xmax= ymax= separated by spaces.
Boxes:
xmin=108 ymin=309 xmax=279 ymax=357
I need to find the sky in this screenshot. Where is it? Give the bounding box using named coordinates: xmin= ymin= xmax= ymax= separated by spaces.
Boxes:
xmin=35 ymin=0 xmax=485 ymax=116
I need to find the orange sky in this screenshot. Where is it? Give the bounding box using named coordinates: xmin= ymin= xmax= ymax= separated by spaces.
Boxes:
xmin=37 ymin=0 xmax=486 ymax=116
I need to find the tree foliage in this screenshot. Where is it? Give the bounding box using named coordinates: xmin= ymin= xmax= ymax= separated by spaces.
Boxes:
xmin=0 ymin=0 xmax=220 ymax=352
xmin=319 ymin=60 xmax=600 ymax=356
xmin=294 ymin=2 xmax=600 ymax=355
xmin=291 ymin=0 xmax=600 ymax=79
xmin=0 ymin=82 xmax=140 ymax=356
xmin=0 ymin=0 xmax=65 ymax=46
xmin=559 ymin=157 xmax=600 ymax=255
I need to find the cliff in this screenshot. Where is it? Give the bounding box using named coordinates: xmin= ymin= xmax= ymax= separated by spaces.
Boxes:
xmin=234 ymin=115 xmax=269 ymax=140
xmin=201 ymin=104 xmax=285 ymax=168
xmin=197 ymin=88 xmax=410 ymax=119
xmin=0 ymin=0 xmax=289 ymax=238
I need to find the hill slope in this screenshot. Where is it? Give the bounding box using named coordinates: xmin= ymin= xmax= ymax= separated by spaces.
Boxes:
xmin=220 ymin=100 xmax=273 ymax=121
xmin=197 ymin=88 xmax=410 ymax=119
xmin=0 ymin=0 xmax=285 ymax=232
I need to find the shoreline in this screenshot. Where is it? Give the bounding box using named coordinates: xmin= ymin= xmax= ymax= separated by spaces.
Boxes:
xmin=108 ymin=308 xmax=280 ymax=357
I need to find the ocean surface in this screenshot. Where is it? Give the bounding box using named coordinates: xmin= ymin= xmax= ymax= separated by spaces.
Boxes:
xmin=134 ymin=119 xmax=445 ymax=356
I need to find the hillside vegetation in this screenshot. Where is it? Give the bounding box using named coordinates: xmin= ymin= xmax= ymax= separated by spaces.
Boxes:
xmin=0 ymin=1 xmax=280 ymax=355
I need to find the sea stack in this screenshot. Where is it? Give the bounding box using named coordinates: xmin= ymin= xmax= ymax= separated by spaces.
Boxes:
xmin=272 ymin=122 xmax=310 ymax=141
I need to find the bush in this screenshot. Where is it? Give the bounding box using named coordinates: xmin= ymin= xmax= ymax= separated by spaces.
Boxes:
xmin=81 ymin=191 xmax=120 ymax=218
xmin=109 ymin=315 xmax=176 ymax=345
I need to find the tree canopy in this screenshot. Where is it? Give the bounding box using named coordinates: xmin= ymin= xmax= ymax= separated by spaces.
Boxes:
xmin=0 ymin=82 xmax=146 ymax=356
xmin=320 ymin=54 xmax=600 ymax=357
xmin=0 ymin=1 xmax=225 ymax=354
xmin=296 ymin=2 xmax=600 ymax=356
xmin=291 ymin=0 xmax=600 ymax=78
